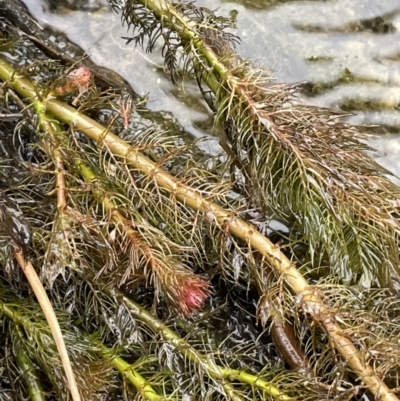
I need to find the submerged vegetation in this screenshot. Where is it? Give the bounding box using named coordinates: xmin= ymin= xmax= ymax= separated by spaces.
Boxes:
xmin=1 ymin=0 xmax=400 ymax=400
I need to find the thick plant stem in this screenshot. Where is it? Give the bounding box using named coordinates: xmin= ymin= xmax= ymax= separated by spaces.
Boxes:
xmin=0 ymin=58 xmax=398 ymax=401
xmin=111 ymin=357 xmax=166 ymax=401
xmin=102 ymin=341 xmax=246 ymax=401
xmin=14 ymin=252 xmax=81 ymax=401
xmin=15 ymin=344 xmax=46 ymax=401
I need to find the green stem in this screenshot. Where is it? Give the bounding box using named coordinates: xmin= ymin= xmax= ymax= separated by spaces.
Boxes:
xmin=3 ymin=298 xmax=168 ymax=401
xmin=0 ymin=58 xmax=307 ymax=294
xmin=133 ymin=0 xmax=230 ymax=79
xmin=0 ymin=57 xmax=397 ymax=401
xmin=100 ymin=285 xmax=291 ymax=400
xmin=100 ymin=344 xmax=168 ymax=401
xmin=15 ymin=344 xmax=47 ymax=401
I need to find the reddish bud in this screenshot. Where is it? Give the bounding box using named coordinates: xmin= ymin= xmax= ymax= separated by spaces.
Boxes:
xmin=55 ymin=67 xmax=93 ymax=97
xmin=68 ymin=66 xmax=93 ymax=91
xmin=178 ymin=276 xmax=210 ymax=316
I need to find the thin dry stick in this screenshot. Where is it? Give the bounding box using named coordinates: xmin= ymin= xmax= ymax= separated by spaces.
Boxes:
xmin=0 ymin=59 xmax=398 ymax=401
xmin=14 ymin=252 xmax=81 ymax=401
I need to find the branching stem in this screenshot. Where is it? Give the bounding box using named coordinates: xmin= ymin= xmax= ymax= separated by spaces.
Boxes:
xmin=0 ymin=57 xmax=398 ymax=401
xmin=101 ymin=285 xmax=291 ymax=400
xmin=99 ymin=343 xmax=169 ymax=401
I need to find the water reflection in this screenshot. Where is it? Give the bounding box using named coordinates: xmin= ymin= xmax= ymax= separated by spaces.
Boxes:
xmin=293 ymin=7 xmax=399 ymax=34
xmin=220 ymin=0 xmax=323 ymax=11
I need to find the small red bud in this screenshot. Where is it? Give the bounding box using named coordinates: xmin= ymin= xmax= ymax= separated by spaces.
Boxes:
xmin=68 ymin=66 xmax=93 ymax=91
xmin=55 ymin=67 xmax=93 ymax=98
xmin=179 ymin=276 xmax=210 ymax=316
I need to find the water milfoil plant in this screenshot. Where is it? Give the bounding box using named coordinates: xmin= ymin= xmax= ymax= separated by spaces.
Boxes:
xmin=109 ymin=0 xmax=400 ymax=289
xmin=1 ymin=1 xmax=400 ymax=401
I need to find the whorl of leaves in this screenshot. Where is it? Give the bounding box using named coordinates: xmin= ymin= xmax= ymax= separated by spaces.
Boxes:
xmin=109 ymin=0 xmax=239 ymax=84
xmin=110 ymin=0 xmax=400 ymax=288
xmin=215 ymin=70 xmax=400 ymax=287
xmin=0 ymin=288 xmax=114 ymax=400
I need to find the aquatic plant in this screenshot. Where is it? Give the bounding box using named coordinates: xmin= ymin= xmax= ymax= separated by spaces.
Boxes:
xmin=109 ymin=0 xmax=400 ymax=289
xmin=0 ymin=1 xmax=400 ymax=401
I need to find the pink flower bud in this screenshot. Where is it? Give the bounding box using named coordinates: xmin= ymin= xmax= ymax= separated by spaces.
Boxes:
xmin=178 ymin=276 xmax=210 ymax=316
xmin=68 ymin=66 xmax=93 ymax=91
xmin=55 ymin=67 xmax=93 ymax=99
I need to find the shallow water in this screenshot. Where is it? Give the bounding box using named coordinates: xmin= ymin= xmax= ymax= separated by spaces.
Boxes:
xmin=22 ymin=0 xmax=400 ymax=176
